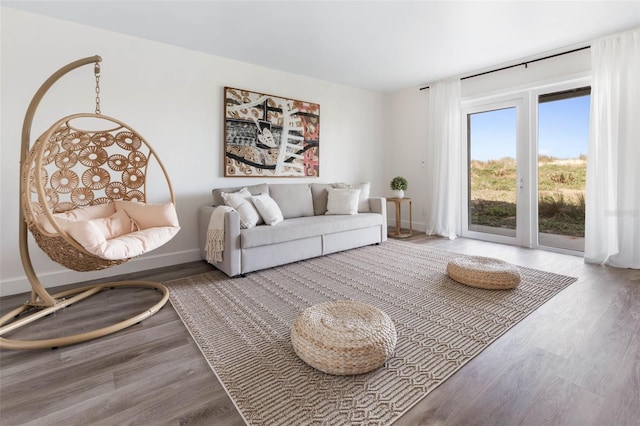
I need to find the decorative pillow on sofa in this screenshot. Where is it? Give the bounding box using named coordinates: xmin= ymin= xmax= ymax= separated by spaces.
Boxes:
xmin=221 ymin=187 xmax=263 ymax=229
xmin=333 ymin=182 xmax=371 ymax=213
xmin=325 ymin=188 xmax=361 ymax=215
xmin=251 ymin=193 xmax=284 ymax=226
xmin=212 ymin=183 xmax=268 ymax=207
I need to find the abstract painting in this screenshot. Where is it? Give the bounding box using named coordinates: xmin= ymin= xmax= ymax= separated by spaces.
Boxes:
xmin=224 ymin=87 xmax=320 ymax=177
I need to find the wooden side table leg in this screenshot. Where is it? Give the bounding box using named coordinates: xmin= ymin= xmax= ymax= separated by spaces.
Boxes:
xmin=395 ymin=202 xmax=401 ymax=236
xmin=409 ymin=200 xmax=413 ymax=236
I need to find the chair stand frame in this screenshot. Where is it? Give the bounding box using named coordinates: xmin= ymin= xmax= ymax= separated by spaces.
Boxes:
xmin=0 ymin=55 xmax=170 ymax=350
xmin=0 ymin=281 xmax=169 ymax=350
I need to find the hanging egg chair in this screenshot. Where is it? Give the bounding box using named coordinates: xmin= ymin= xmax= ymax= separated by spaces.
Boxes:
xmin=0 ymin=56 xmax=180 ymax=350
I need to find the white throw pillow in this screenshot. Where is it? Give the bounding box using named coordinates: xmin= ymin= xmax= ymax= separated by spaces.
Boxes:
xmin=221 ymin=187 xmax=262 ymax=229
xmin=333 ymin=182 xmax=371 ymax=213
xmin=325 ymin=188 xmax=361 ymax=215
xmin=251 ymin=193 xmax=284 ymax=225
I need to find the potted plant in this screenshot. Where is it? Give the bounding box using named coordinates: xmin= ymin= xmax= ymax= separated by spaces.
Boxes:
xmin=390 ymin=176 xmax=408 ymax=198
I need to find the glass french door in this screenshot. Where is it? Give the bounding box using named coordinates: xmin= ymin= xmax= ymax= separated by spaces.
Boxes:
xmin=462 ymin=97 xmax=529 ymax=246
xmin=461 ymin=82 xmax=590 ymax=253
xmin=536 ymin=87 xmax=590 ymax=251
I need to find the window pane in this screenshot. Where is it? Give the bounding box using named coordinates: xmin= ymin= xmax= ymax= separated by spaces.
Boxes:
xmin=538 ymin=89 xmax=589 ymax=245
xmin=468 ymin=107 xmax=517 ymax=234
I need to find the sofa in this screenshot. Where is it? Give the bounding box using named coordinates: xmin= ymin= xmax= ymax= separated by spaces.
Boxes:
xmin=198 ymin=182 xmax=387 ymax=276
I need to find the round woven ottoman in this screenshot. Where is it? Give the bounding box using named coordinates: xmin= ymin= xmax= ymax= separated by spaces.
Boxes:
xmin=447 ymin=256 xmax=521 ymax=290
xmin=290 ymin=300 xmax=397 ymax=375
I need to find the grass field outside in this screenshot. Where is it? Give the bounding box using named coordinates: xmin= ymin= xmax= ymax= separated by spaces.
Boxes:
xmin=469 ymin=155 xmax=586 ymax=237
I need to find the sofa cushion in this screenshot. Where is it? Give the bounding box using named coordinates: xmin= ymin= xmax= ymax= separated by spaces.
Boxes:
xmin=325 ymin=187 xmax=361 ymax=215
xmin=268 ymin=183 xmax=314 ymax=219
xmin=241 ymin=213 xmax=383 ymax=249
xmin=310 ymin=183 xmax=333 ymax=216
xmin=212 ymin=183 xmax=268 ymax=207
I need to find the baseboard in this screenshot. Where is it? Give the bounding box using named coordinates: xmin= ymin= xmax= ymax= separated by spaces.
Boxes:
xmin=387 ymin=218 xmax=426 ymax=233
xmin=0 ymin=249 xmax=201 ymax=298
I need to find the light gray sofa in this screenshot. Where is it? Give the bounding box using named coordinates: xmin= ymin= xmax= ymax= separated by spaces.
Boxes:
xmin=198 ymin=183 xmax=387 ymax=276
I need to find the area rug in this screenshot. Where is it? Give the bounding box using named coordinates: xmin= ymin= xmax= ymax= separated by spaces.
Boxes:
xmin=165 ymin=240 xmax=577 ymax=425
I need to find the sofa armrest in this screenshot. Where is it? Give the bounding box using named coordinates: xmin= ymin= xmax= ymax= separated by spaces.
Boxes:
xmin=198 ymin=205 xmax=242 ymax=276
xmin=368 ymin=197 xmax=387 ymax=242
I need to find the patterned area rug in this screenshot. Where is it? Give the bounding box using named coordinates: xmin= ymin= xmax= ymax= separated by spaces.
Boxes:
xmin=166 ymin=240 xmax=577 ymax=425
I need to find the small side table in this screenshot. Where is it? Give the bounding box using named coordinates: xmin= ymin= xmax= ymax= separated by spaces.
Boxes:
xmin=387 ymin=197 xmax=412 ymax=238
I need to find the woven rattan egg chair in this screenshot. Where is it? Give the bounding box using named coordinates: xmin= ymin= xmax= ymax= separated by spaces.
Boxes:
xmin=0 ymin=56 xmax=179 ymax=350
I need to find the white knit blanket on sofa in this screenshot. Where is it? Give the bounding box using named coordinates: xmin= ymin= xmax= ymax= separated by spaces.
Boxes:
xmin=206 ymin=206 xmax=234 ymax=263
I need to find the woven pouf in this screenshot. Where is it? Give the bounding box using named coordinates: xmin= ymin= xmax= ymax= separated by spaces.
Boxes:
xmin=290 ymin=300 xmax=397 ymax=375
xmin=447 ymin=256 xmax=521 ymax=290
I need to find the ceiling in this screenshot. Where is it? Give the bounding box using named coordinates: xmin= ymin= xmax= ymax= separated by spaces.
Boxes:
xmin=4 ymin=1 xmax=640 ymax=93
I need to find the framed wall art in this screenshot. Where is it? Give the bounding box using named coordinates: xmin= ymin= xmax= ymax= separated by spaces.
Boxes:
xmin=224 ymin=87 xmax=320 ymax=177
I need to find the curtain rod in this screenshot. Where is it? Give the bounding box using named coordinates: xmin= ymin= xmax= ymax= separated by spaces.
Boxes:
xmin=419 ymin=45 xmax=590 ymax=91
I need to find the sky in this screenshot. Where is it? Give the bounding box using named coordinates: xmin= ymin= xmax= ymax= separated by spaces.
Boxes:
xmin=469 ymin=95 xmax=590 ymax=162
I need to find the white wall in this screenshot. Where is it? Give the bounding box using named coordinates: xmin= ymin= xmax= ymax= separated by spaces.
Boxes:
xmin=383 ymin=87 xmax=430 ymax=230
xmin=0 ymin=8 xmax=386 ymax=296
xmin=384 ymin=47 xmax=591 ymax=233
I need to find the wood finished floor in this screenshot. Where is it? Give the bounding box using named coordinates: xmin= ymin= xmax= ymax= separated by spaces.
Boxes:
xmin=1 ymin=233 xmax=639 ymax=425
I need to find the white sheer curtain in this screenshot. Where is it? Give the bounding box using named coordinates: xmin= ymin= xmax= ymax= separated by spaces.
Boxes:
xmin=425 ymin=78 xmax=461 ymax=239
xmin=585 ymin=28 xmax=640 ymax=268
